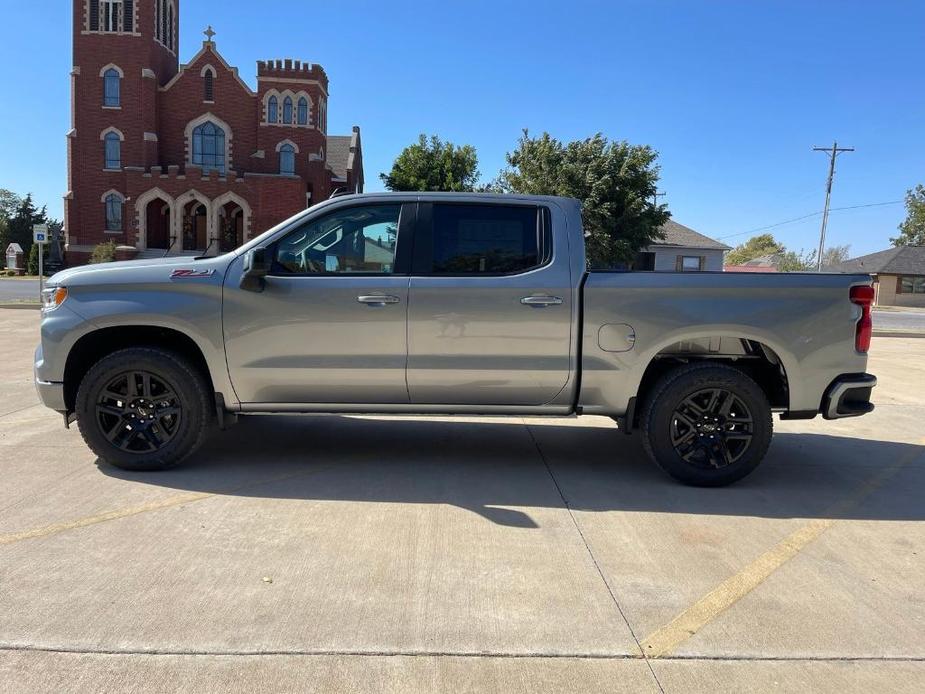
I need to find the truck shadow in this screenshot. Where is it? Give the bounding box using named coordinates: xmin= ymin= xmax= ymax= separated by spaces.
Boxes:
xmin=98 ymin=415 xmax=925 ymax=527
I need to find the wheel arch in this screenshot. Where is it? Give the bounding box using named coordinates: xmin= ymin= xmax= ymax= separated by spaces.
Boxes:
xmin=63 ymin=326 xmax=217 ymax=413
xmin=632 ymin=334 xmax=794 ymax=427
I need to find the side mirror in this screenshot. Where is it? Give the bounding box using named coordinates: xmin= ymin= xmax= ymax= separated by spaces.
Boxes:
xmin=240 ymin=246 xmax=271 ymax=292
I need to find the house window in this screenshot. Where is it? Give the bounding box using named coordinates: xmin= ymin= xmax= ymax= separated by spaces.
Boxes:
xmin=192 ymin=121 xmax=226 ymax=174
xmin=103 ymin=68 xmax=121 ymax=107
xmin=297 ymin=97 xmax=308 ymax=125
xmin=899 ymin=276 xmax=925 ymax=294
xmin=279 ymin=144 xmax=296 ymax=176
xmin=204 ymin=69 xmax=215 ymax=101
xmin=283 ymin=96 xmax=293 ymax=124
xmin=678 ymin=255 xmax=704 ymax=271
xmin=105 ymin=193 xmax=123 ymax=231
xmin=267 ymin=96 xmax=278 ymax=123
xmin=104 ymin=132 xmax=121 ymax=169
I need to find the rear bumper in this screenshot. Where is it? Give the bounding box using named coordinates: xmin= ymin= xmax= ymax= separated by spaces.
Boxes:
xmin=822 ymin=373 xmax=877 ymax=420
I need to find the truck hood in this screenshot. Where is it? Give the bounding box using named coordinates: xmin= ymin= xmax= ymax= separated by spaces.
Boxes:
xmin=48 ymin=255 xmax=232 ymax=287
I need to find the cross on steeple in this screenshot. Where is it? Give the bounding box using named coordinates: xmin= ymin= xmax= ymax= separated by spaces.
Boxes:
xmin=204 ymin=26 xmax=216 ymax=43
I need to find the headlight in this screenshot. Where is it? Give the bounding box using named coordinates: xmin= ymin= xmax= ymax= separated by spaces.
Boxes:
xmin=41 ymin=286 xmax=68 ymax=312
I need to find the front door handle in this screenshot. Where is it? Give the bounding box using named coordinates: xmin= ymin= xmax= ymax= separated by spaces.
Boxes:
xmin=520 ymin=295 xmax=563 ymax=307
xmin=357 ymin=294 xmax=401 ymax=306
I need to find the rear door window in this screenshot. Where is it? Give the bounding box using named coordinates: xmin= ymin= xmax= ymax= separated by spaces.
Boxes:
xmin=425 ymin=204 xmax=549 ymax=275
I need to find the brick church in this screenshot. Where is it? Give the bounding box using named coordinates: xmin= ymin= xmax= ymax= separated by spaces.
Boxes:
xmin=66 ymin=0 xmax=364 ymax=263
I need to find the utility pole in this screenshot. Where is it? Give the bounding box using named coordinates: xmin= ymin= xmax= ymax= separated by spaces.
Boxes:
xmin=652 ymin=190 xmax=666 ymax=207
xmin=812 ymin=141 xmax=854 ymax=271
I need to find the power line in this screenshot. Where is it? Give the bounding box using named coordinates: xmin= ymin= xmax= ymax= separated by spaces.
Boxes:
xmin=716 ymin=199 xmax=903 ymax=241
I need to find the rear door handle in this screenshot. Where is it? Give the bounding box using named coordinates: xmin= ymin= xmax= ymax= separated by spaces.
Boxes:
xmin=357 ymin=294 xmax=401 ymax=306
xmin=520 ymin=295 xmax=563 ymax=307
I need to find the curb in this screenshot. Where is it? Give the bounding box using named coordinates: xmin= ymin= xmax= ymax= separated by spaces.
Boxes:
xmin=872 ymin=330 xmax=925 ymax=339
xmin=0 ymin=303 xmax=40 ymax=310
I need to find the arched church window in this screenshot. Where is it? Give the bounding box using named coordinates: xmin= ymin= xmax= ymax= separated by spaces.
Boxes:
xmin=104 ymin=132 xmax=122 ymax=169
xmin=204 ymin=69 xmax=215 ymax=102
xmin=279 ymin=144 xmax=296 ymax=176
xmin=297 ymin=97 xmax=308 ymax=126
xmin=283 ymin=97 xmax=293 ymax=124
xmin=268 ymin=96 xmax=279 ymax=123
xmin=192 ymin=122 xmax=226 ymax=175
xmin=105 ymin=193 xmax=124 ymax=231
xmin=103 ymin=68 xmax=121 ymax=107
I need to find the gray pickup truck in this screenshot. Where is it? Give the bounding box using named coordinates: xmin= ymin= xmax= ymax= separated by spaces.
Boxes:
xmin=35 ymin=193 xmax=877 ymax=485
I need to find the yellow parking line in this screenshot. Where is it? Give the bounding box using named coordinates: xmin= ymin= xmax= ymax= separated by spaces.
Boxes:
xmin=0 ymin=466 xmax=336 ymax=548
xmin=0 ymin=491 xmax=214 ymax=546
xmin=640 ymin=436 xmax=925 ymax=659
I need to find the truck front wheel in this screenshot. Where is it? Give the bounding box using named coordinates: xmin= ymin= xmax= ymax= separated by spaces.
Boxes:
xmin=75 ymin=347 xmax=212 ymax=471
xmin=640 ymin=363 xmax=773 ymax=486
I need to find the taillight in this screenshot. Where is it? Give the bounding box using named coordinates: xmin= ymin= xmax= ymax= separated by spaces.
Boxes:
xmin=850 ymin=285 xmax=874 ymax=353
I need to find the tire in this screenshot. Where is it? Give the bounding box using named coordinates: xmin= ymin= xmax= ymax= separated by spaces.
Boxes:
xmin=640 ymin=363 xmax=773 ymax=487
xmin=75 ymin=347 xmax=212 ymax=471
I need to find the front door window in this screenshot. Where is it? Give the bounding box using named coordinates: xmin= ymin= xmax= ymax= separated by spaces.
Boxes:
xmin=273 ymin=205 xmax=400 ymax=275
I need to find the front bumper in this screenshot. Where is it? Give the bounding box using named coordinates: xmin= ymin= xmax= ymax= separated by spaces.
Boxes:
xmin=822 ymin=373 xmax=877 ymax=420
xmin=34 ymin=344 xmax=66 ymax=412
xmin=35 ymin=378 xmax=66 ymax=412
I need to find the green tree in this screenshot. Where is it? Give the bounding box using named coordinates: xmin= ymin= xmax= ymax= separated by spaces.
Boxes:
xmin=0 ymin=189 xmax=21 ymax=222
xmin=725 ymin=233 xmax=784 ymax=265
xmin=6 ymin=194 xmax=53 ymax=267
xmin=821 ymin=244 xmax=851 ymax=267
xmin=891 ymin=184 xmax=925 ymax=246
xmin=777 ymin=249 xmax=816 ymax=272
xmin=380 ymin=134 xmax=480 ymax=192
xmin=0 ymin=189 xmax=23 ymax=263
xmin=497 ymin=131 xmax=669 ymax=267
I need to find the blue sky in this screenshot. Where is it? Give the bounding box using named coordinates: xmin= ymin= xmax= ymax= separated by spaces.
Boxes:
xmin=1 ymin=1 xmax=922 ymax=256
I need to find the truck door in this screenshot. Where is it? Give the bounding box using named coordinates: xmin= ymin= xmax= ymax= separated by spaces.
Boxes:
xmin=223 ymin=202 xmax=412 ymax=404
xmin=406 ymin=202 xmax=574 ymax=406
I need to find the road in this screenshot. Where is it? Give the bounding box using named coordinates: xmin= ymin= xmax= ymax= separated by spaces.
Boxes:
xmin=0 ymin=278 xmax=39 ymax=302
xmin=1 ymin=309 xmax=924 ymax=693
xmin=873 ymin=307 xmax=925 ymax=333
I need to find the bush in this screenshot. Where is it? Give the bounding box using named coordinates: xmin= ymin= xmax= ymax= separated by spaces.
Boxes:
xmin=3 ymin=269 xmax=16 ymax=277
xmin=90 ymin=240 xmax=118 ymax=264
xmin=28 ymin=243 xmax=49 ymax=275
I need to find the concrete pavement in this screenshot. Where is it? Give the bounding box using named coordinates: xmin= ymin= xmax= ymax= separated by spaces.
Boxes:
xmin=1 ymin=309 xmax=923 ymax=693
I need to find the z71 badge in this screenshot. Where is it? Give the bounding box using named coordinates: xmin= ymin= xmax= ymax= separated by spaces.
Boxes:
xmin=170 ymin=268 xmax=216 ymax=279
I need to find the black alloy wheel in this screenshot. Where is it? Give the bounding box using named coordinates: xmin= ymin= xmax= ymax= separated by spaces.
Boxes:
xmin=96 ymin=370 xmax=182 ymax=453
xmin=641 ymin=363 xmax=773 ymax=486
xmin=76 ymin=347 xmax=212 ymax=471
xmin=669 ymin=387 xmax=754 ymax=469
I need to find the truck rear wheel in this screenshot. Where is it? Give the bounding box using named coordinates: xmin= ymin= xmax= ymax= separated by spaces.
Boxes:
xmin=640 ymin=363 xmax=773 ymax=486
xmin=75 ymin=347 xmax=211 ymax=471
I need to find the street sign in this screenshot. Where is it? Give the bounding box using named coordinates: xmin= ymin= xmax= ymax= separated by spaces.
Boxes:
xmin=33 ymin=224 xmax=49 ymax=244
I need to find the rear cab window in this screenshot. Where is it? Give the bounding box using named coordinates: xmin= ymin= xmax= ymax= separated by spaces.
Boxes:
xmin=414 ymin=203 xmax=552 ymax=275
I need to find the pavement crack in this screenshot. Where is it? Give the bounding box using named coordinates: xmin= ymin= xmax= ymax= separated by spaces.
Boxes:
xmin=3 ymin=644 xmax=922 ymax=663
xmin=523 ymin=421 xmax=667 ymax=694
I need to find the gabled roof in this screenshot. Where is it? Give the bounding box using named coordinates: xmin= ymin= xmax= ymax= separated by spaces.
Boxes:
xmin=828 ymin=246 xmax=925 ymax=275
xmin=160 ymin=41 xmax=255 ymax=96
xmin=650 ymin=220 xmax=731 ymax=251
xmin=326 ymin=135 xmax=352 ymax=180
xmin=326 ymin=127 xmax=361 ymax=183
